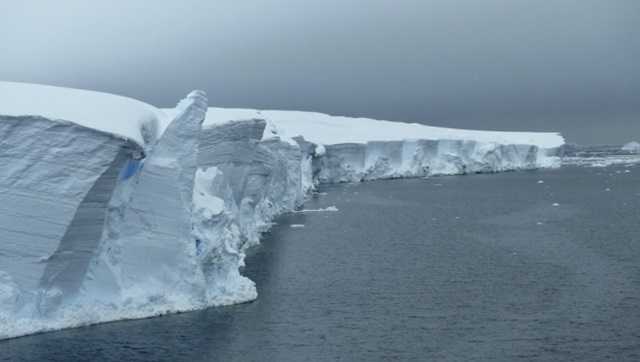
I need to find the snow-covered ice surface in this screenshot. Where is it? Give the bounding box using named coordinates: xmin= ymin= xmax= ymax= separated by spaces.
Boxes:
xmin=204 ymin=108 xmax=564 ymax=148
xmin=0 ymin=82 xmax=168 ymax=147
xmin=204 ymin=108 xmax=564 ymax=183
xmin=0 ymin=82 xmax=566 ymax=339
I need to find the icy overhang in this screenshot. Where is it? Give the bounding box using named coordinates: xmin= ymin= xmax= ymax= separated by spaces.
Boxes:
xmin=0 ymin=81 xmax=168 ymax=147
xmin=202 ymin=107 xmax=565 ymax=149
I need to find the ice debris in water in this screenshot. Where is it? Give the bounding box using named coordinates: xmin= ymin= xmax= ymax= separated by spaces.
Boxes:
xmin=290 ymin=224 xmax=305 ymax=228
xmin=294 ymin=206 xmax=339 ymax=213
xmin=537 ymin=180 xmax=545 ymax=184
xmin=552 ymin=203 xmax=560 ymax=206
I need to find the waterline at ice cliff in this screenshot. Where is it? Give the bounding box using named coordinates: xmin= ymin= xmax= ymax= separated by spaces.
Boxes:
xmin=0 ymin=82 xmax=564 ymax=339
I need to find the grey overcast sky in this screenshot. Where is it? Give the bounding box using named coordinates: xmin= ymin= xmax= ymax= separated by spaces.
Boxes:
xmin=1 ymin=0 xmax=638 ymax=144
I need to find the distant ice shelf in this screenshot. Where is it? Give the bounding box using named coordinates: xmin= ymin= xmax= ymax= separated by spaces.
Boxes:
xmin=557 ymin=143 xmax=640 ymax=167
xmin=203 ymin=107 xmax=564 ymax=149
xmin=0 ymin=81 xmax=564 ymax=339
xmin=622 ymin=141 xmax=640 ymax=154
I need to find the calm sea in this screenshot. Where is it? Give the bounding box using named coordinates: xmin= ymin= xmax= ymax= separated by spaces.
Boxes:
xmin=2 ymin=163 xmax=639 ymax=361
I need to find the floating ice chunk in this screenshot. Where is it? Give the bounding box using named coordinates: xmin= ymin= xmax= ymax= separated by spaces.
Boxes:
xmin=552 ymin=203 xmax=560 ymax=206
xmin=537 ymin=180 xmax=545 ymax=184
xmin=605 ymin=188 xmax=611 ymax=192
xmin=294 ymin=206 xmax=339 ymax=213
xmin=290 ymin=224 xmax=305 ymax=228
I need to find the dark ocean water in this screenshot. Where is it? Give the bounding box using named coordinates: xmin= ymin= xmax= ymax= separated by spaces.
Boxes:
xmin=1 ymin=164 xmax=640 ymax=361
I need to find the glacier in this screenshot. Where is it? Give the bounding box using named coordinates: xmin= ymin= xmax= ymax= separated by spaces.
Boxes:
xmin=0 ymin=81 xmax=564 ymax=339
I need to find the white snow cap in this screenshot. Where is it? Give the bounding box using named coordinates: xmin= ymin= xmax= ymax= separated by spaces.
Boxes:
xmin=203 ymin=108 xmax=565 ymax=148
xmin=0 ymin=81 xmax=169 ymax=146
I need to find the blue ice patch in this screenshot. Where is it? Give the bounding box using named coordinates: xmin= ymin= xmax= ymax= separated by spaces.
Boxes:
xmin=195 ymin=239 xmax=202 ymax=256
xmin=119 ymin=159 xmax=141 ymax=180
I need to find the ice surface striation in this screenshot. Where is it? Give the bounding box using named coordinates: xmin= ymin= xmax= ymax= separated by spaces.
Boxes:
xmin=0 ymin=82 xmax=564 ymax=338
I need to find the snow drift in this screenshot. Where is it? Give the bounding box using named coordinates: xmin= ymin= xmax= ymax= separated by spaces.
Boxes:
xmin=0 ymin=82 xmax=564 ymax=339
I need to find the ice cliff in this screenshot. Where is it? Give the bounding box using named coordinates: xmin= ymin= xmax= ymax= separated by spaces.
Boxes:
xmin=204 ymin=108 xmax=562 ymax=183
xmin=0 ymin=82 xmax=564 ymax=339
xmin=0 ymin=83 xmax=210 ymax=338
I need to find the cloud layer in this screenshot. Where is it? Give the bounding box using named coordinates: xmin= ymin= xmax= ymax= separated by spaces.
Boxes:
xmin=1 ymin=0 xmax=638 ymax=143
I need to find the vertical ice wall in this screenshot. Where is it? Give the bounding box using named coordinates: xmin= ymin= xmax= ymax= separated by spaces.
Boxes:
xmin=1 ymin=91 xmax=564 ymax=339
xmin=0 ymin=116 xmax=143 ymax=317
xmin=80 ymin=91 xmax=208 ymax=309
xmin=36 ymin=148 xmax=133 ymax=315
xmin=194 ymin=119 xmax=268 ymax=304
xmin=314 ymin=139 xmax=550 ymax=183
xmin=193 ymin=119 xmax=310 ymax=304
xmin=315 ymin=143 xmax=366 ymax=183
